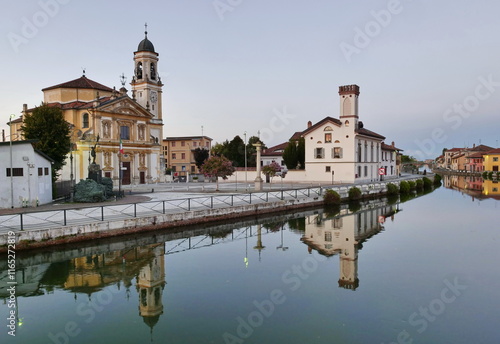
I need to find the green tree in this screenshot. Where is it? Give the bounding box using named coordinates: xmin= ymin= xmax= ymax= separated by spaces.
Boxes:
xmin=193 ymin=148 xmax=210 ymax=171
xmin=296 ymin=137 xmax=305 ymax=169
xmin=282 ymin=140 xmax=298 ymax=169
xmin=200 ymin=155 xmax=235 ymax=191
xmin=227 ymin=135 xmax=245 ymax=167
xmin=246 ymin=136 xmax=265 ymax=167
xmin=21 ymin=103 xmax=70 ymax=181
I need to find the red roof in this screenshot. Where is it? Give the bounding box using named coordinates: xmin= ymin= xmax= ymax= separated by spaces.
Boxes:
xmin=468 ymin=144 xmax=494 ymax=152
xmin=467 ymin=152 xmax=485 ymax=158
xmin=381 ymin=142 xmax=403 ymax=151
xmin=301 ymin=117 xmax=342 ymax=136
xmin=262 ymin=142 xmax=288 ymax=157
xmin=356 ymin=127 xmax=385 ymax=140
xmin=485 ymin=148 xmax=500 ymax=154
xmin=42 ymin=76 xmax=114 ymax=93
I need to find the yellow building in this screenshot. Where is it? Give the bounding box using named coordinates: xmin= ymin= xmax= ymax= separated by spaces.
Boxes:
xmin=483 ymin=149 xmax=500 ymax=172
xmin=12 ymin=30 xmax=164 ymax=186
xmin=162 ymin=136 xmax=212 ymax=177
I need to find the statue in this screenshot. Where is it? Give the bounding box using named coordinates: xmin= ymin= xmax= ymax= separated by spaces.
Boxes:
xmin=90 ymin=134 xmax=100 ymax=164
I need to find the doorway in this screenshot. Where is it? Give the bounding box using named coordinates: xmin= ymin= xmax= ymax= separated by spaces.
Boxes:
xmin=122 ymin=162 xmax=131 ymax=185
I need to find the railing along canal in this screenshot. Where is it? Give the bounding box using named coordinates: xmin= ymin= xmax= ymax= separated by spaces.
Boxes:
xmin=0 ymin=186 xmax=324 ymax=233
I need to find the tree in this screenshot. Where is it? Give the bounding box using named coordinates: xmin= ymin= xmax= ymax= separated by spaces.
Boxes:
xmin=262 ymin=161 xmax=281 ymax=184
xmin=282 ymin=137 xmax=305 ymax=169
xmin=200 ymin=155 xmax=235 ymax=191
xmin=282 ymin=140 xmax=298 ymax=169
xmin=21 ymin=103 xmax=70 ymax=181
xmin=193 ymin=148 xmax=210 ymax=171
xmin=246 ymin=136 xmax=266 ymax=167
xmin=226 ymin=135 xmax=245 ymax=167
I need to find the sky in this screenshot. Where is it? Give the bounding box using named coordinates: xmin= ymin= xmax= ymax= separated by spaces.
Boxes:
xmin=1 ymin=0 xmax=499 ymax=159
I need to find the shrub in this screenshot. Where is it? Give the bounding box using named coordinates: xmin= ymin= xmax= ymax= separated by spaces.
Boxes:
xmin=348 ymin=187 xmax=362 ymax=201
xmin=324 ymin=189 xmax=341 ymax=205
xmin=348 ymin=201 xmax=362 ymax=212
xmin=433 ymin=174 xmax=442 ymax=185
xmin=408 ymin=180 xmax=416 ymax=190
xmin=423 ymin=177 xmax=432 ymax=189
xmin=488 ymin=171 xmax=494 ymax=179
xmin=399 ymin=181 xmax=410 ymax=194
xmin=386 ymin=183 xmax=399 ymax=195
xmin=496 ymin=172 xmax=500 ymax=180
xmin=415 ymin=179 xmax=424 ymax=190
xmin=482 ymin=171 xmax=489 ymax=179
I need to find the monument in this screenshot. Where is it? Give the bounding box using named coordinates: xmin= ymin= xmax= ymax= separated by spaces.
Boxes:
xmin=253 ymin=142 xmax=263 ymax=191
xmin=88 ymin=134 xmax=102 ymax=184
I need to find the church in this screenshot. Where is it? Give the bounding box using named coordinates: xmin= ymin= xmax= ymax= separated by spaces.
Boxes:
xmin=14 ymin=28 xmax=164 ymax=186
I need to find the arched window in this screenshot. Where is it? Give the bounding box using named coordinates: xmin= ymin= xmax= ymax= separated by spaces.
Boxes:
xmin=150 ymin=63 xmax=156 ymax=80
xmin=345 ymin=120 xmax=350 ymax=127
xmin=82 ymin=113 xmax=89 ymax=128
xmin=136 ymin=62 xmax=143 ymax=79
xmin=324 ymin=126 xmax=333 ymax=131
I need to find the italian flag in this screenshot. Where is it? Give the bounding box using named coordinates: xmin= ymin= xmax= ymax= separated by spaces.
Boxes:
xmin=119 ymin=139 xmax=124 ymax=154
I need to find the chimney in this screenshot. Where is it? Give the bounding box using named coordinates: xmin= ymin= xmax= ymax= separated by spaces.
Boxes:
xmin=473 ymin=143 xmax=476 ymax=148
xmin=23 ymin=104 xmax=28 ymax=113
xmin=392 ymin=141 xmax=395 ymax=147
xmin=307 ymin=121 xmax=312 ymax=128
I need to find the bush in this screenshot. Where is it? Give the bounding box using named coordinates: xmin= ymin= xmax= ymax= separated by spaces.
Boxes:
xmin=482 ymin=171 xmax=489 ymax=179
xmin=415 ymin=179 xmax=424 ymax=190
xmin=399 ymin=181 xmax=410 ymax=194
xmin=101 ymin=177 xmax=114 ymax=197
xmin=423 ymin=177 xmax=432 ymax=189
xmin=496 ymin=172 xmax=500 ymax=180
xmin=488 ymin=171 xmax=494 ymax=179
xmin=348 ymin=201 xmax=362 ymax=212
xmin=408 ymin=180 xmax=416 ymax=190
xmin=324 ymin=189 xmax=341 ymax=205
xmin=433 ymin=174 xmax=442 ymax=185
xmin=386 ymin=183 xmax=399 ymax=195
xmin=348 ymin=187 xmax=362 ymax=201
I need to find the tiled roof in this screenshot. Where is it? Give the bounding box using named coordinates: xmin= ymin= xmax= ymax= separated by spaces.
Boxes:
xmin=42 ymin=76 xmax=114 ymax=92
xmin=262 ymin=142 xmax=288 ymax=156
xmin=381 ymin=142 xmax=403 ymax=151
xmin=356 ymin=127 xmax=385 ymax=140
xmin=467 ymin=152 xmax=485 ymax=158
xmin=289 ymin=131 xmax=303 ymax=141
xmin=301 ymin=117 xmax=342 ymax=136
xmin=485 ymin=148 xmax=500 ymax=154
xmin=467 ymin=144 xmax=494 ymax=152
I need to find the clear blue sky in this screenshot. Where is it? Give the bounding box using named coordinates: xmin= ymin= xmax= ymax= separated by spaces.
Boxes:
xmin=1 ymin=0 xmax=499 ymax=159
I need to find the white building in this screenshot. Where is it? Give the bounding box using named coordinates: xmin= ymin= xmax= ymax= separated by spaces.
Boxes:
xmin=0 ymin=140 xmax=53 ymax=208
xmin=261 ymin=142 xmax=287 ymax=167
xmin=381 ymin=142 xmax=403 ymax=179
xmin=301 ymin=85 xmax=386 ymax=183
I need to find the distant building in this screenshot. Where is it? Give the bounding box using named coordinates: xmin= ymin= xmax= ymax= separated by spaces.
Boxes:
xmin=261 ymin=142 xmax=287 ymax=167
xmin=162 ymin=136 xmax=212 ymax=177
xmin=483 ymin=149 xmax=500 ymax=172
xmin=0 ymin=140 xmax=53 ymax=208
xmin=381 ymin=142 xmax=403 ymax=178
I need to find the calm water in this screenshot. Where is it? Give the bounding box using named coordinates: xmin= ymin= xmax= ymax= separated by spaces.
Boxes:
xmin=1 ymin=180 xmax=499 ymax=344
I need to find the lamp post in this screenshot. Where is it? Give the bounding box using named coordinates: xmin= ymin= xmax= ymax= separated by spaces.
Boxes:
xmin=69 ymin=124 xmax=75 ymax=202
xmin=244 ymin=131 xmax=247 ymax=186
xmin=9 ymin=114 xmax=15 ymax=208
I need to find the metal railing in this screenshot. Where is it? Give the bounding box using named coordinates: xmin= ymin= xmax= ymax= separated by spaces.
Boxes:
xmin=0 ymin=186 xmax=324 ymax=233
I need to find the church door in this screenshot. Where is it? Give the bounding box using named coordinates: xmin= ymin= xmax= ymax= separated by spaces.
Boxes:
xmin=140 ymin=171 xmax=145 ymax=184
xmin=122 ymin=162 xmax=131 ymax=185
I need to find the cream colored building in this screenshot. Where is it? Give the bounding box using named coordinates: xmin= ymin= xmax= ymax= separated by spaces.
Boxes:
xmin=163 ymin=136 xmax=212 ymax=177
xmin=14 ymin=30 xmax=164 ymax=186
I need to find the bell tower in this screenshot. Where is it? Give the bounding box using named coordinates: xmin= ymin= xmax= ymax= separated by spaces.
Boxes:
xmin=131 ymin=24 xmax=163 ymax=122
xmin=339 ymin=84 xmax=359 ymax=128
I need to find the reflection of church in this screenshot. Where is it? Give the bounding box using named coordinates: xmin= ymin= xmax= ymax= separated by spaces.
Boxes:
xmin=302 ymin=203 xmax=398 ymax=290
xmin=137 ymin=244 xmax=166 ymax=334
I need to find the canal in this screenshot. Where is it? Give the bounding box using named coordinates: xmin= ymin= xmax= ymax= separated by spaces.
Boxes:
xmin=1 ymin=178 xmax=499 ymax=344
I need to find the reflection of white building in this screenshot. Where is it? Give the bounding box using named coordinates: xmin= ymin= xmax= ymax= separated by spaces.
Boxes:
xmin=302 ymin=203 xmax=398 ymax=290
xmin=0 ymin=140 xmax=53 ymax=208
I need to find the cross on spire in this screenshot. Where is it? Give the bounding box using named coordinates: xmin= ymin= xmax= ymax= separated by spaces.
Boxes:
xmin=144 ymin=22 xmax=148 ymax=37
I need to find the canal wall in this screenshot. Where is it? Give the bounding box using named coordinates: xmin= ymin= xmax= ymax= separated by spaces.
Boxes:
xmin=0 ymin=177 xmax=427 ymax=251
xmin=1 ymin=197 xmax=324 ymax=251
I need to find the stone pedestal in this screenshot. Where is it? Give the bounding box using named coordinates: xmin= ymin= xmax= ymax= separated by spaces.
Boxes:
xmin=88 ymin=163 xmax=102 ymax=184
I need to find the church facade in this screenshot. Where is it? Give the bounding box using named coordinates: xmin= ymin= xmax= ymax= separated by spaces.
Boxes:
xmin=16 ymin=30 xmax=164 ymax=186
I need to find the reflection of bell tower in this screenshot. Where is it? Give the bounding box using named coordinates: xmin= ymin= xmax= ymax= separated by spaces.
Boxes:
xmin=131 ymin=24 xmax=163 ymax=123
xmin=338 ymin=217 xmax=359 ymax=290
xmin=137 ymin=244 xmax=166 ymax=337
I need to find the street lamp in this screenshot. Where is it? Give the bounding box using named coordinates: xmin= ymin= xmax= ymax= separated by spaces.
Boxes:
xmin=9 ymin=114 xmax=15 ymax=208
xmin=244 ymin=131 xmax=247 ymax=186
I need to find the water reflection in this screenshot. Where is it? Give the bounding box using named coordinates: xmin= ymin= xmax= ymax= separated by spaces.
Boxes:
xmin=301 ymin=200 xmax=399 ymax=290
xmin=442 ymin=174 xmax=500 ymax=200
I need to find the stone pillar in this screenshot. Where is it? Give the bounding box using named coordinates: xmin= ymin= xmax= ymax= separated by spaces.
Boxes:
xmin=253 ymin=143 xmax=263 ymax=191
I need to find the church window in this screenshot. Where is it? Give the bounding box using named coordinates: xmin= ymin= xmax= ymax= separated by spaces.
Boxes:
xmin=150 ymin=63 xmax=156 ymax=80
xmin=136 ymin=62 xmax=143 ymax=79
xmin=82 ymin=113 xmax=89 ymax=128
xmin=120 ymin=125 xmax=130 ymax=140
